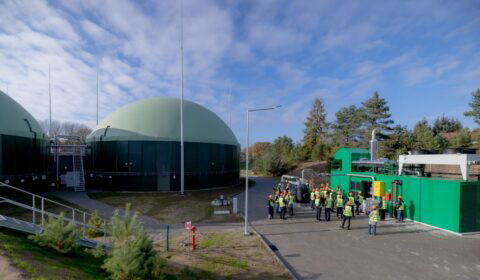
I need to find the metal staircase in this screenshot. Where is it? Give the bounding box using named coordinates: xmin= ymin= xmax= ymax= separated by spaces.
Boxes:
xmin=0 ymin=182 xmax=110 ymax=249
xmin=72 ymin=146 xmax=86 ymax=192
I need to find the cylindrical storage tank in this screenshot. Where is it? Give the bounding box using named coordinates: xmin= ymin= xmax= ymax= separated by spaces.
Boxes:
xmin=0 ymin=90 xmax=49 ymax=188
xmin=86 ymin=97 xmax=240 ymax=191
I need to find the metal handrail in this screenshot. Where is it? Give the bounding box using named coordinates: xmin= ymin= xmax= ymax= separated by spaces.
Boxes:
xmin=0 ymin=182 xmax=109 ymax=231
xmin=0 ymin=182 xmax=91 ymax=216
xmin=0 ymin=196 xmax=107 ymax=233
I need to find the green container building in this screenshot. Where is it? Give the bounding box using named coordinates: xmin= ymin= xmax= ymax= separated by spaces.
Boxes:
xmin=0 ymin=90 xmax=49 ymax=188
xmin=86 ymin=97 xmax=240 ymax=191
xmin=330 ymin=148 xmax=480 ymax=234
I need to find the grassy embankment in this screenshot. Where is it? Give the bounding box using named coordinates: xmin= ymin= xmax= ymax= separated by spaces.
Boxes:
xmin=88 ymin=180 xmax=255 ymax=224
xmin=0 ymin=227 xmax=289 ymax=280
xmin=0 ymin=227 xmax=106 ymax=280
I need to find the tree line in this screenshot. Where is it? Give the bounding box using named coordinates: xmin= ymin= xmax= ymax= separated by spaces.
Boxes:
xmin=40 ymin=119 xmax=92 ymax=143
xmin=249 ymin=89 xmax=480 ymax=176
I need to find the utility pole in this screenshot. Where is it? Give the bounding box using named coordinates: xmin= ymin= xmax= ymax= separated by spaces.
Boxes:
xmin=244 ymin=105 xmax=281 ymax=235
xmin=180 ymin=0 xmax=185 ymax=195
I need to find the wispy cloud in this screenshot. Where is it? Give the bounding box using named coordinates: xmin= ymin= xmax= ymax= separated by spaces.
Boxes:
xmin=0 ymin=0 xmax=479 ymax=146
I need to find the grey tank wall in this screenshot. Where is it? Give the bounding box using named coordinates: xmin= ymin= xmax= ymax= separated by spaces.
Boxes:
xmin=0 ymin=134 xmax=50 ymax=188
xmin=86 ymin=140 xmax=240 ymax=191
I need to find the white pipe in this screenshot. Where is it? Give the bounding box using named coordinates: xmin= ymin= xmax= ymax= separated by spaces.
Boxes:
xmin=346 ymin=173 xmax=375 ymax=181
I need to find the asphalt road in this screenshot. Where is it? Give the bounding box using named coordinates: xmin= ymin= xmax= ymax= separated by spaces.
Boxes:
xmin=236 ymin=177 xmax=480 ymax=280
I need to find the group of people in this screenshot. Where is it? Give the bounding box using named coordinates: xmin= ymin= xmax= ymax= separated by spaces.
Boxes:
xmin=267 ymin=188 xmax=295 ymax=220
xmin=267 ymin=181 xmax=406 ymax=236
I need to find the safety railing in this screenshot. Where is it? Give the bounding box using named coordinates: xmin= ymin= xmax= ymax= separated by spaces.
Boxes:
xmin=0 ymin=182 xmax=108 ymax=239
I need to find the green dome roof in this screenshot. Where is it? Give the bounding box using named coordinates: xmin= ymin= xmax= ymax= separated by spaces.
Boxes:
xmin=0 ymin=90 xmax=45 ymax=139
xmin=87 ymin=97 xmax=239 ymax=146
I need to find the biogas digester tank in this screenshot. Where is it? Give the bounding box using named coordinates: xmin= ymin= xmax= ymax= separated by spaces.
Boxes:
xmin=86 ymin=97 xmax=240 ymax=191
xmin=0 ymin=90 xmax=49 ymax=187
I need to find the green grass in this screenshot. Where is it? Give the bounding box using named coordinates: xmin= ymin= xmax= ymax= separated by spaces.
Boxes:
xmin=0 ymin=228 xmax=236 ymax=280
xmin=0 ymin=227 xmax=107 ymax=280
xmin=201 ymin=232 xmax=238 ymax=249
xmin=88 ymin=183 xmax=248 ymax=224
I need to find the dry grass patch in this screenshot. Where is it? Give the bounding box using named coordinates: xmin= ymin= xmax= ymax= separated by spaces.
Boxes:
xmin=88 ymin=185 xmax=246 ymax=224
xmin=157 ymin=229 xmax=291 ymax=280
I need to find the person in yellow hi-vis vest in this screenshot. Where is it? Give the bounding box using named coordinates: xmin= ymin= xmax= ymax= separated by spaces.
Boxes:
xmin=396 ymin=196 xmax=405 ymax=223
xmin=310 ymin=188 xmax=316 ymax=210
xmin=336 ymin=194 xmax=344 ymax=219
xmin=287 ymin=191 xmax=295 ymax=216
xmin=268 ymin=195 xmax=275 ymax=219
xmin=325 ymin=192 xmax=333 ymax=221
xmin=348 ymin=192 xmax=355 ymax=217
xmin=341 ymin=201 xmax=353 ymax=230
xmin=368 ymin=205 xmax=380 ymax=236
xmin=315 ymin=194 xmax=322 ymax=221
xmin=278 ymin=192 xmax=287 ymax=220
xmin=380 ymin=196 xmax=388 ymax=221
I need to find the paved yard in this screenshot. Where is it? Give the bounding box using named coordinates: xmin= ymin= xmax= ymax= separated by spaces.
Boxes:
xmin=236 ymin=177 xmax=480 ymax=280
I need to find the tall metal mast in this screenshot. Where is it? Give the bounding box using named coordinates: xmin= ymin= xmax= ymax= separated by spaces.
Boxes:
xmin=49 ymin=64 xmax=52 ymax=136
xmin=180 ymin=0 xmax=185 ymax=195
xmin=229 ymin=83 xmax=232 ymax=128
xmin=96 ymin=68 xmax=99 ymax=125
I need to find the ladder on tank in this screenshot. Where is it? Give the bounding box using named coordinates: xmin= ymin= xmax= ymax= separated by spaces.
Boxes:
xmin=72 ymin=146 xmax=85 ymax=192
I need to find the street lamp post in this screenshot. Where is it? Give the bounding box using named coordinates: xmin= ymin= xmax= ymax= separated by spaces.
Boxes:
xmin=244 ymin=105 xmax=281 ymax=235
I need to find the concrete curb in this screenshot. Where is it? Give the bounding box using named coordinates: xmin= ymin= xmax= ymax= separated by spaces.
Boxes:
xmin=237 ymin=212 xmax=300 ymax=280
xmin=250 ymin=227 xmax=300 ymax=280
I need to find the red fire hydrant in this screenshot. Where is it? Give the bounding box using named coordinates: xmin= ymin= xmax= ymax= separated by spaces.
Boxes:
xmin=191 ymin=226 xmax=196 ymax=250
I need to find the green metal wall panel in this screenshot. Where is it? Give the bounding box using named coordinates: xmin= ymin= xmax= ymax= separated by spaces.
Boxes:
xmin=332 ymin=173 xmax=463 ymax=232
xmin=460 ymin=182 xmax=480 ymax=232
xmin=87 ymin=140 xmax=239 ymax=191
xmin=0 ymin=134 xmax=49 ymax=188
xmin=329 ymin=148 xmax=479 ymax=233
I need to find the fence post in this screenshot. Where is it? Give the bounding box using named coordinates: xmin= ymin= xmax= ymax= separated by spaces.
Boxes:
xmin=166 ymin=224 xmax=170 ymax=251
xmin=191 ymin=226 xmax=196 ymax=250
xmin=103 ymin=220 xmax=107 ymax=242
xmin=83 ymin=212 xmax=86 ymax=236
xmin=233 ymin=197 xmax=238 ymax=214
xmin=41 ymin=198 xmax=44 ymax=226
xmin=32 ymin=195 xmax=35 ymax=224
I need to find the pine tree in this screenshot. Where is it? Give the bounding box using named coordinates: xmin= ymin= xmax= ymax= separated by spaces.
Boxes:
xmin=361 ymin=91 xmax=393 ymax=138
xmin=432 ymin=115 xmax=462 ymax=135
xmin=331 ymin=105 xmax=364 ymax=146
xmin=86 ymin=210 xmax=104 ymax=238
xmin=412 ymin=120 xmax=437 ymax=150
xmin=29 ymin=213 xmax=80 ymax=254
xmin=379 ymin=125 xmax=414 ymax=159
xmin=103 ymin=204 xmax=164 ymax=280
xmin=303 ymin=98 xmax=329 ymax=158
xmin=449 ymin=128 xmax=472 ymax=148
xmin=464 ymin=89 xmax=480 ymax=125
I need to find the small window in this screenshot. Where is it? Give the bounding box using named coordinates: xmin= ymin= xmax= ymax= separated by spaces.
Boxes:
xmin=331 ymin=160 xmax=342 ymax=171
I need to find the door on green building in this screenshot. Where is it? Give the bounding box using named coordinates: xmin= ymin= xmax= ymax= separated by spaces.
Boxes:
xmin=362 ymin=181 xmax=373 ymax=198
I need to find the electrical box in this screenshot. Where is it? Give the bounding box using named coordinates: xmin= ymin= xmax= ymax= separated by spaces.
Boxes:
xmin=373 ymin=181 xmax=385 ymax=197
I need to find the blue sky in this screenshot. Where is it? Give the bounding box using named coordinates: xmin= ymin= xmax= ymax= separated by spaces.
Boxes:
xmin=0 ymin=0 xmax=479 ymax=147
